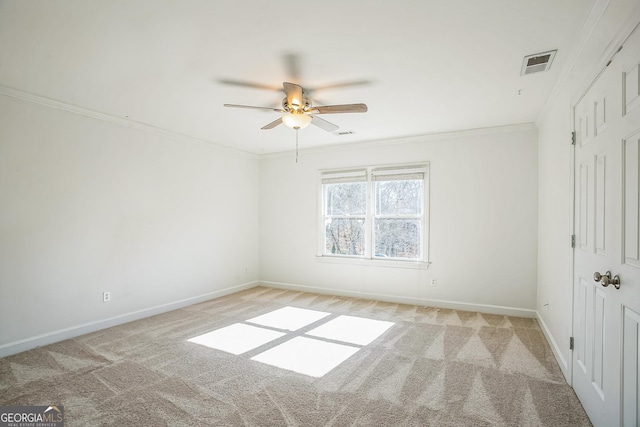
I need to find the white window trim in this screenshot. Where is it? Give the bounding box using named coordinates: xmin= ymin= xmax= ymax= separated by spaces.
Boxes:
xmin=317 ymin=162 xmax=430 ymax=269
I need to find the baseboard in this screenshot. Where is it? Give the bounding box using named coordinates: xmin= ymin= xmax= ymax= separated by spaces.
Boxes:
xmin=536 ymin=311 xmax=571 ymax=384
xmin=260 ymin=281 xmax=537 ymax=318
xmin=0 ymin=281 xmax=259 ymax=358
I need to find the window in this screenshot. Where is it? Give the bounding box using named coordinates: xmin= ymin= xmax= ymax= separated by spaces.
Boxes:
xmin=322 ymin=170 xmax=367 ymax=256
xmin=320 ymin=164 xmax=429 ymax=263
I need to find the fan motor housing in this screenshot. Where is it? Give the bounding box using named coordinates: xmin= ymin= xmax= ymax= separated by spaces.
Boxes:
xmin=283 ymin=97 xmax=311 ymax=112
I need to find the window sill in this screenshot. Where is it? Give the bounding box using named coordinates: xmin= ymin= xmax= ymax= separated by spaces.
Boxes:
xmin=316 ymin=255 xmax=431 ymax=270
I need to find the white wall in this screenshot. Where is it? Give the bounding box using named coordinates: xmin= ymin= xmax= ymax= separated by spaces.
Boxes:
xmin=536 ymin=88 xmax=574 ymax=376
xmin=259 ymin=125 xmax=538 ymax=315
xmin=0 ymin=95 xmax=260 ymax=355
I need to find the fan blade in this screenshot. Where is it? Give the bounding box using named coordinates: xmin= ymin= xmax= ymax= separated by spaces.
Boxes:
xmin=261 ymin=118 xmax=283 ymax=130
xmin=224 ymin=104 xmax=285 ymax=112
xmin=283 ymin=82 xmax=304 ymax=109
xmin=306 ymin=80 xmax=371 ymax=93
xmin=311 ymin=115 xmax=339 ymax=132
xmin=218 ymin=79 xmax=281 ymax=91
xmin=311 ymin=103 xmax=368 ymax=114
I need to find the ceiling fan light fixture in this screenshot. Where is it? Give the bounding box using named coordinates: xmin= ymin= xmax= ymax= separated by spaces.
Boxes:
xmin=282 ymin=113 xmax=312 ymax=129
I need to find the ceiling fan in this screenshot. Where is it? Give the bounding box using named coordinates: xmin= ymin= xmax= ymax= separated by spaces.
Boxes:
xmin=223 ymin=82 xmax=368 ymax=132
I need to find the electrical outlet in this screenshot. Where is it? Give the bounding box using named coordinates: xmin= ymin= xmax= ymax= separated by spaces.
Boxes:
xmin=431 ymin=278 xmax=437 ymax=287
xmin=103 ymin=291 xmax=111 ymax=303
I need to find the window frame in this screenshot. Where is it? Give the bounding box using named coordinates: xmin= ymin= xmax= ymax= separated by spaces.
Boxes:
xmin=317 ymin=163 xmax=430 ymax=268
xmin=320 ymin=169 xmax=368 ymax=258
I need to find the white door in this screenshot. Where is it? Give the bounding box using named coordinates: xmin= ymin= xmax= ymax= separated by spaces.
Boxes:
xmin=572 ymin=25 xmax=640 ymax=427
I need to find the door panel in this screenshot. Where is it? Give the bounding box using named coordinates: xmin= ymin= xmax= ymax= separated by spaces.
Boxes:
xmin=579 ymin=161 xmax=591 ymax=250
xmin=624 ymin=62 xmax=640 ymax=115
xmin=595 ymin=152 xmax=607 ymax=255
xmin=624 ymin=132 xmax=640 ymax=267
xmin=591 ymin=286 xmax=606 ymax=399
xmin=595 ymin=96 xmax=608 ymax=136
xmin=577 ymin=98 xmax=591 ymax=146
xmin=622 ymin=306 xmax=640 ymax=425
xmin=576 ymin=277 xmax=589 ymax=374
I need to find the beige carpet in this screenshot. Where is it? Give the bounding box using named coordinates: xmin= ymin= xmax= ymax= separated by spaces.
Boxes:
xmin=0 ymin=286 xmax=591 ymax=426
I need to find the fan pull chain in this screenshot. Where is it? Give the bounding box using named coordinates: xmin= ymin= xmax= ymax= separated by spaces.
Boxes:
xmin=295 ymin=128 xmax=299 ymax=163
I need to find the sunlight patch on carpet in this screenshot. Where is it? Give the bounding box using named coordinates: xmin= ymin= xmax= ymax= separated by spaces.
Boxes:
xmin=246 ymin=306 xmax=331 ymax=331
xmin=187 ymin=306 xmax=395 ymax=377
xmin=251 ymin=336 xmax=360 ymax=377
xmin=306 ymin=315 xmax=394 ymax=345
xmin=188 ymin=323 xmax=285 ymax=355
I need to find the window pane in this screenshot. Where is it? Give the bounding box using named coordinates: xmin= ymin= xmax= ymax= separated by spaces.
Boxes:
xmin=325 ymin=182 xmax=366 ymax=215
xmin=375 ymin=179 xmax=423 ymax=215
xmin=374 ymin=219 xmax=421 ymax=259
xmin=325 ymin=218 xmax=365 ymax=255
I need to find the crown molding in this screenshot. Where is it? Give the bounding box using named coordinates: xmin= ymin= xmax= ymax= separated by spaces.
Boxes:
xmin=0 ymin=84 xmax=258 ymax=159
xmin=259 ymin=122 xmax=538 ymax=160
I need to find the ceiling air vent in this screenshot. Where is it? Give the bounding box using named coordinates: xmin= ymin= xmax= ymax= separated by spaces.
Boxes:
xmin=521 ymin=50 xmax=557 ymax=75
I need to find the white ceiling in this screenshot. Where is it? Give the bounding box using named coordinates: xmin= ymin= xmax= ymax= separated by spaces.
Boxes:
xmin=0 ymin=0 xmax=594 ymax=154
